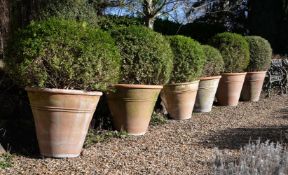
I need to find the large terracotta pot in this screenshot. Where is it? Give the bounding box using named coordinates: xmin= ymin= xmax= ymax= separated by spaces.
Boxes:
xmin=194 ymin=76 xmax=221 ymax=113
xmin=240 ymin=71 xmax=266 ymax=102
xmin=161 ymin=81 xmax=199 ymax=120
xmin=107 ymin=84 xmax=162 ymax=136
xmin=216 ymin=73 xmax=247 ymax=106
xmin=26 ymin=87 xmax=102 ymax=158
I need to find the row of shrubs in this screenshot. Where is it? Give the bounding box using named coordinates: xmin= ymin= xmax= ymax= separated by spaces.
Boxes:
xmin=5 ymin=18 xmax=272 ymax=91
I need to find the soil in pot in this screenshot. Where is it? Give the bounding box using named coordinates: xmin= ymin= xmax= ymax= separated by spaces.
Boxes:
xmin=194 ymin=76 xmax=221 ymax=113
xmin=216 ymin=73 xmax=247 ymax=106
xmin=107 ymin=84 xmax=162 ymax=136
xmin=26 ymin=87 xmax=102 ymax=158
xmin=240 ymin=71 xmax=266 ymax=102
xmin=161 ymin=81 xmax=199 ymax=120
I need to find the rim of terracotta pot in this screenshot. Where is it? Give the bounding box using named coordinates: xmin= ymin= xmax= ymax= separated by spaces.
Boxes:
xmin=165 ymin=80 xmax=200 ymax=87
xmin=246 ymin=71 xmax=267 ymax=74
xmin=25 ymin=87 xmax=103 ymax=96
xmin=110 ymin=84 xmax=163 ymax=89
xmin=221 ymin=72 xmax=247 ymax=76
xmin=200 ymin=76 xmax=222 ymax=81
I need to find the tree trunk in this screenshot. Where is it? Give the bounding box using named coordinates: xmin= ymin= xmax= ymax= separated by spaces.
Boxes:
xmin=144 ymin=16 xmax=155 ymax=29
xmin=0 ymin=0 xmax=10 ymax=61
xmin=143 ymin=0 xmax=155 ymax=29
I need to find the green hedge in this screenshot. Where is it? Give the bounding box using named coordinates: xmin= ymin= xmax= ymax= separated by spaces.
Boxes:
xmin=111 ymin=26 xmax=173 ymax=85
xmin=210 ymin=32 xmax=250 ymax=73
xmin=245 ymin=36 xmax=272 ymax=71
xmin=202 ymin=45 xmax=224 ymax=76
xmin=5 ymin=18 xmax=121 ymax=91
xmin=168 ymin=35 xmax=205 ymax=83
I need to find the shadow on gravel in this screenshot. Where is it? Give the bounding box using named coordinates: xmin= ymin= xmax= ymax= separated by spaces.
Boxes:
xmin=202 ymin=126 xmax=288 ymax=150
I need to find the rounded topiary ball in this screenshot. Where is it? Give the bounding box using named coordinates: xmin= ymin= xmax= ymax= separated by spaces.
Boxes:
xmin=210 ymin=32 xmax=250 ymax=73
xmin=5 ymin=18 xmax=121 ymax=91
xmin=111 ymin=26 xmax=173 ymax=85
xmin=202 ymin=45 xmax=224 ymax=76
xmin=168 ymin=35 xmax=205 ymax=83
xmin=245 ymin=36 xmax=272 ymax=72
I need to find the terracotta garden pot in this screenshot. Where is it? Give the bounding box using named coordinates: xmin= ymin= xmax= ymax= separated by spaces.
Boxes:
xmin=216 ymin=73 xmax=247 ymax=106
xmin=194 ymin=76 xmax=221 ymax=113
xmin=107 ymin=84 xmax=162 ymax=136
xmin=161 ymin=81 xmax=199 ymax=120
xmin=26 ymin=87 xmax=102 ymax=158
xmin=240 ymin=71 xmax=266 ymax=102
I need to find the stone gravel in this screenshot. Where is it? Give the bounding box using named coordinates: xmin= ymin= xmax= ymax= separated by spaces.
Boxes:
xmin=1 ymin=94 xmax=288 ymax=175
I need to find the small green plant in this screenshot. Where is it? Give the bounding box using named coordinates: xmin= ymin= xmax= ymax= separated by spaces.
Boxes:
xmin=5 ymin=18 xmax=121 ymax=91
xmin=245 ymin=36 xmax=272 ymax=72
xmin=167 ymin=35 xmax=205 ymax=83
xmin=0 ymin=154 xmax=12 ymax=169
xmin=202 ymin=45 xmax=224 ymax=76
xmin=84 ymin=129 xmax=128 ymax=148
xmin=111 ymin=26 xmax=173 ymax=85
xmin=150 ymin=112 xmax=168 ymax=126
xmin=210 ymin=32 xmax=250 ymax=73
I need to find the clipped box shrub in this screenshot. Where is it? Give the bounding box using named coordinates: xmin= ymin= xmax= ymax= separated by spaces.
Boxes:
xmin=210 ymin=32 xmax=250 ymax=73
xmin=245 ymin=36 xmax=272 ymax=72
xmin=111 ymin=26 xmax=173 ymax=85
xmin=5 ymin=18 xmax=121 ymax=91
xmin=202 ymin=45 xmax=224 ymax=76
xmin=167 ymin=35 xmax=205 ymax=83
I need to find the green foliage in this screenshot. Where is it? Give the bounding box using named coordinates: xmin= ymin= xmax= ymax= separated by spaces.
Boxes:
xmin=245 ymin=36 xmax=272 ymax=71
xmin=150 ymin=112 xmax=168 ymax=126
xmin=210 ymin=32 xmax=250 ymax=73
xmin=168 ymin=35 xmax=205 ymax=83
xmin=37 ymin=0 xmax=99 ymax=26
xmin=0 ymin=154 xmax=12 ymax=169
xmin=5 ymin=18 xmax=121 ymax=91
xmin=84 ymin=129 xmax=128 ymax=147
xmin=111 ymin=26 xmax=173 ymax=85
xmin=98 ymin=15 xmax=143 ymax=31
xmin=202 ymin=45 xmax=224 ymax=76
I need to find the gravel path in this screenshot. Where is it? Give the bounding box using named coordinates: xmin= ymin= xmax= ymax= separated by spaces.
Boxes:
xmin=1 ymin=94 xmax=288 ymax=175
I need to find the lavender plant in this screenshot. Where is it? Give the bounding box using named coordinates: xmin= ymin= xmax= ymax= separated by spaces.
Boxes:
xmin=214 ymin=140 xmax=288 ymax=175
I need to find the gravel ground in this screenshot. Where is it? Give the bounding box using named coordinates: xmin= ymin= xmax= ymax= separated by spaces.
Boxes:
xmin=1 ymin=93 xmax=288 ymax=175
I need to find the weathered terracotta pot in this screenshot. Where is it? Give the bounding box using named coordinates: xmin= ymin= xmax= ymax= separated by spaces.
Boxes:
xmin=240 ymin=71 xmax=266 ymax=102
xmin=26 ymin=87 xmax=102 ymax=158
xmin=194 ymin=76 xmax=221 ymax=113
xmin=216 ymin=73 xmax=247 ymax=106
xmin=161 ymin=81 xmax=199 ymax=120
xmin=107 ymin=84 xmax=162 ymax=136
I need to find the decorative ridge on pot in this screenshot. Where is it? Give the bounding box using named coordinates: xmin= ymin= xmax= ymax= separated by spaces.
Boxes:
xmin=246 ymin=71 xmax=267 ymax=74
xmin=200 ymin=76 xmax=222 ymax=81
xmin=163 ymin=81 xmax=200 ymax=93
xmin=25 ymin=87 xmax=103 ymax=96
xmin=110 ymin=84 xmax=163 ymax=89
xmin=220 ymin=72 xmax=247 ymax=76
